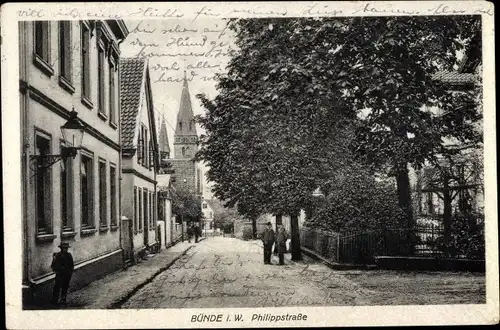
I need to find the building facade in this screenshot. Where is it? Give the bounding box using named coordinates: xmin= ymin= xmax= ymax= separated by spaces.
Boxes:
xmin=20 ymin=20 xmax=129 ymax=307
xmin=119 ymin=58 xmax=160 ymax=261
xmin=201 ymin=200 xmax=214 ymax=232
xmin=157 ymin=173 xmax=175 ymax=248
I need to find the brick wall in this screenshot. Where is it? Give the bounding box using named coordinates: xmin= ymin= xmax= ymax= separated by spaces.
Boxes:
xmin=170 ymin=159 xmax=197 ymax=193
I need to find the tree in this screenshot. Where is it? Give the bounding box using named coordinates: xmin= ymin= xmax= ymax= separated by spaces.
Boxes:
xmin=171 ymin=187 xmax=202 ymax=222
xmin=346 ymin=17 xmax=482 ymax=232
xmin=196 ymin=16 xmax=482 ymax=260
xmin=209 ymin=199 xmax=245 ymax=233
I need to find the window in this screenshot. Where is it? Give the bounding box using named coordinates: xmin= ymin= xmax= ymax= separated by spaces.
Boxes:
xmin=59 ymin=21 xmax=72 ymax=86
xmin=148 ymin=140 xmax=153 ymax=170
xmin=99 ymin=159 xmax=107 ymax=228
xmin=138 ymin=125 xmax=149 ymax=167
xmin=35 ymin=21 xmax=50 ymax=62
xmin=143 ymin=127 xmax=148 ymax=167
xmin=143 ymin=189 xmax=148 ymax=231
xmin=203 ymin=203 xmax=207 ymax=209
xmin=60 ymin=144 xmax=72 ymax=231
xmin=81 ymin=22 xmax=91 ymax=104
xmin=110 ymin=165 xmax=117 ymax=227
xmin=179 ymin=122 xmax=182 ymax=131
xmin=158 ymin=198 xmax=164 ymax=221
xmin=109 ymin=60 xmax=117 ymax=125
xmin=182 ymin=147 xmax=186 ymax=157
xmin=153 ymin=192 xmax=156 ymax=224
xmin=81 ymin=153 xmax=94 ymax=228
xmin=138 ymin=188 xmax=143 ymax=232
xmin=134 ymin=187 xmax=138 ymax=232
xmin=137 ymin=129 xmax=142 ymax=164
xmin=35 ymin=133 xmax=52 ymax=234
xmin=97 ymin=45 xmax=106 ymax=116
xmin=150 ymin=192 xmax=154 ymax=229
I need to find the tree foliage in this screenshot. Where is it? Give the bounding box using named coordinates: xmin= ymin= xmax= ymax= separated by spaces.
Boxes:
xmin=307 ymin=163 xmax=405 ymax=232
xmin=196 ymin=16 xmax=482 ymax=239
xmin=171 ymin=187 xmax=202 ymax=220
xmin=209 ymin=199 xmax=245 ymax=231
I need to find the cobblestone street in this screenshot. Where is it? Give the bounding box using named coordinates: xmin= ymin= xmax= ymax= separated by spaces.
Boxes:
xmin=121 ymin=236 xmax=485 ymax=308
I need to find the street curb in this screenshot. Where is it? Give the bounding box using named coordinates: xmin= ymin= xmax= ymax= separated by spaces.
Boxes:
xmin=301 ymin=247 xmax=377 ymax=270
xmin=108 ymin=245 xmax=194 ymax=309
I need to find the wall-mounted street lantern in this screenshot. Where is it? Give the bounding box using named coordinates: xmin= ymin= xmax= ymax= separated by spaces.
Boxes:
xmin=30 ymin=110 xmax=85 ymax=171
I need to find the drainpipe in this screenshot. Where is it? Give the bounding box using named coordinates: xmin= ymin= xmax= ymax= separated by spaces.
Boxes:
xmin=117 ymin=37 xmax=125 ymax=263
xmin=20 ymin=22 xmax=37 ymax=295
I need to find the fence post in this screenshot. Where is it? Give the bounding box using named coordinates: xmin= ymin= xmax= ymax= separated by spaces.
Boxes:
xmin=336 ymin=233 xmax=340 ymax=262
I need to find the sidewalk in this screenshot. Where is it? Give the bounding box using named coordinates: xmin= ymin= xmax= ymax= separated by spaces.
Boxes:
xmin=63 ymin=241 xmax=198 ymax=309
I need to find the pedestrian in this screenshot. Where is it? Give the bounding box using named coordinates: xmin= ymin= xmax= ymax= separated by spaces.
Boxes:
xmin=261 ymin=222 xmax=275 ymax=265
xmin=276 ymin=224 xmax=289 ymax=265
xmin=50 ymin=242 xmax=74 ymax=306
xmin=194 ymin=222 xmax=200 ymax=243
xmin=187 ymin=224 xmax=194 ymax=243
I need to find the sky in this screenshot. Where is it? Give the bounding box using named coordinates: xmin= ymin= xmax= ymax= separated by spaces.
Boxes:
xmin=121 ymin=19 xmax=236 ymax=148
xmin=121 ymin=19 xmax=236 ymax=194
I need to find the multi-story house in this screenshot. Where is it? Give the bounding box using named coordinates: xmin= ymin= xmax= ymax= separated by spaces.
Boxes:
xmin=120 ymin=58 xmax=160 ymax=262
xmin=19 ymin=20 xmax=129 ymax=307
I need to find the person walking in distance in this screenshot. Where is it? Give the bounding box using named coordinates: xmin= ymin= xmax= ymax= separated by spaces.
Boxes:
xmin=276 ymin=224 xmax=289 ymax=265
xmin=50 ymin=242 xmax=74 ymax=305
xmin=261 ymin=222 xmax=275 ymax=265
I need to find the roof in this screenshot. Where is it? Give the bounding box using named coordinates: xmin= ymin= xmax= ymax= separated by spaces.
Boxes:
xmin=432 ymin=71 xmax=477 ymax=86
xmin=159 ymin=119 xmax=170 ymax=153
xmin=432 ymin=31 xmax=481 ymax=88
xmin=120 ymin=58 xmax=147 ymax=149
xmin=175 ymin=73 xmax=198 ymax=137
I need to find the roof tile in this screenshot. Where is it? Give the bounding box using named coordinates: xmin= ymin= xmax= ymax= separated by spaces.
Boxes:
xmin=432 ymin=71 xmax=477 ymax=86
xmin=120 ymin=58 xmax=146 ymax=149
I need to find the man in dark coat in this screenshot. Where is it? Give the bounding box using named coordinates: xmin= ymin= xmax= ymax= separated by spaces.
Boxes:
xmin=261 ymin=222 xmax=275 ymax=264
xmin=194 ymin=222 xmax=201 ymax=243
xmin=51 ymin=242 xmax=74 ymax=305
xmin=187 ymin=223 xmax=194 ymax=243
xmin=276 ymin=224 xmax=289 ymax=265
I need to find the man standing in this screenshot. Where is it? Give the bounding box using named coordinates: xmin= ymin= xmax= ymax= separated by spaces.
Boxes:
xmin=51 ymin=242 xmax=74 ymax=305
xmin=261 ymin=222 xmax=275 ymax=264
xmin=276 ymin=224 xmax=289 ymax=265
xmin=187 ymin=223 xmax=194 ymax=243
xmin=194 ymin=222 xmax=201 ymax=243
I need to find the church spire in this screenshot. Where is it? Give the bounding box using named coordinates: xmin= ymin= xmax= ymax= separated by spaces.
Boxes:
xmin=175 ymin=72 xmax=197 ymax=136
xmin=159 ymin=118 xmax=170 ymax=159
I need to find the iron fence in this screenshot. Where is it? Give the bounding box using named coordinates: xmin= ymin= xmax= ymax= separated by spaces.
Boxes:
xmin=300 ymin=224 xmax=449 ymax=264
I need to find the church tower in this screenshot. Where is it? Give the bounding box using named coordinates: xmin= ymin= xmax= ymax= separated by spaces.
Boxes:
xmin=173 ymin=72 xmax=198 ymax=159
xmin=170 ymin=72 xmax=200 ymax=194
